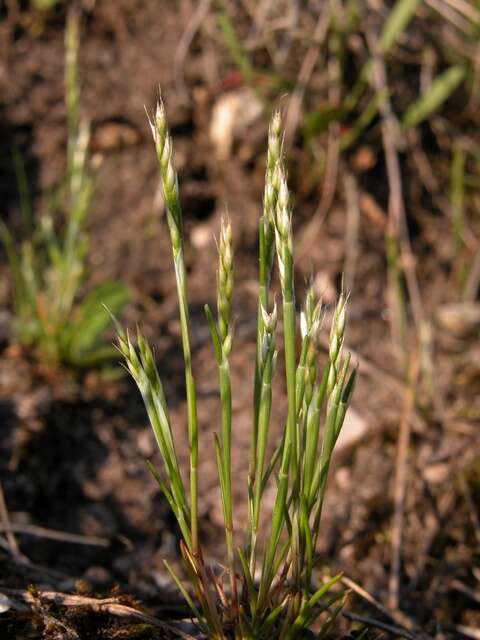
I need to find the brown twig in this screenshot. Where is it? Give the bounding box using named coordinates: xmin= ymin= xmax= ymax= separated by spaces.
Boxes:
xmin=463 ymin=248 xmax=480 ymax=301
xmin=342 ymin=611 xmax=416 ymax=640
xmin=425 ymin=0 xmax=474 ymax=33
xmin=442 ymin=0 xmax=480 ymax=23
xmin=364 ymin=23 xmax=426 ymax=341
xmin=341 ymin=575 xmax=419 ymax=634
xmin=0 ymin=522 xmax=110 ymax=547
xmin=359 ymin=191 xmax=388 ymax=231
xmin=246 ymin=0 xmax=275 ymax=45
xmin=455 ymin=625 xmax=480 ymax=640
xmin=389 ymin=350 xmax=419 ymax=612
xmin=174 ymin=0 xmax=212 ymax=99
xmin=283 ymin=6 xmax=330 ymax=149
xmin=459 ymin=473 xmax=480 ymax=545
xmin=0 ymin=482 xmax=19 ymax=555
xmin=407 ymin=130 xmax=440 ymax=195
xmin=297 ymin=21 xmax=342 ymax=261
xmin=451 ymin=580 xmax=480 ymax=604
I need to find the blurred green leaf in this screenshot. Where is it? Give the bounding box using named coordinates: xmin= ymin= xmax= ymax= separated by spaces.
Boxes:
xmin=68 ymin=345 xmax=122 ymax=368
xmin=340 ymin=90 xmax=388 ymax=150
xmin=403 ymin=65 xmax=466 ymax=129
xmin=68 ymin=281 xmax=129 ymax=360
xmin=31 ymin=0 xmax=59 ymax=10
xmin=216 ymin=1 xmax=256 ymax=88
xmin=303 ymin=106 xmax=343 ymax=140
xmin=380 ymin=0 xmax=422 ymax=54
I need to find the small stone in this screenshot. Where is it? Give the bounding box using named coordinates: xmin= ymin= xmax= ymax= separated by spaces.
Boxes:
xmin=91 ymin=120 xmax=140 ymax=152
xmin=335 ymin=408 xmax=368 ymax=452
xmin=313 ymin=271 xmax=336 ymax=304
xmin=335 ymin=466 xmax=351 ymax=490
xmin=351 ymin=145 xmax=376 ymax=172
xmin=423 ymin=463 xmax=450 ymax=485
xmin=190 ymin=224 xmax=212 ymax=249
xmin=210 ymin=88 xmax=263 ymax=159
xmin=0 ymin=593 xmax=14 ymax=613
xmin=138 ymin=430 xmax=154 ymax=457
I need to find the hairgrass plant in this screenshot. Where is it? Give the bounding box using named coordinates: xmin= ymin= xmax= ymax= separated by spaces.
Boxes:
xmin=116 ymin=99 xmax=356 ymax=639
xmin=0 ymin=11 xmax=128 ymax=368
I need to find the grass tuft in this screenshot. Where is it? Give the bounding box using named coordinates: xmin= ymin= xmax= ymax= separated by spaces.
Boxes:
xmin=118 ymin=98 xmax=356 ymax=639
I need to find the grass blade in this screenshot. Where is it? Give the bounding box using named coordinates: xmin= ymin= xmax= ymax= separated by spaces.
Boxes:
xmin=380 ymin=0 xmax=422 ymax=54
xmin=403 ymin=66 xmax=466 ymax=130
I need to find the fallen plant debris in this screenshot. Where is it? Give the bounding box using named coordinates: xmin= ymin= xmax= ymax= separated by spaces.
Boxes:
xmin=0 ymin=587 xmax=195 ymax=639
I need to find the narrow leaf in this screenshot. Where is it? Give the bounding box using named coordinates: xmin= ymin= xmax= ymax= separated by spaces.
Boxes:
xmin=204 ymin=304 xmax=222 ymax=364
xmin=403 ymin=66 xmax=465 ymax=130
xmin=380 ymin=0 xmax=421 ymax=54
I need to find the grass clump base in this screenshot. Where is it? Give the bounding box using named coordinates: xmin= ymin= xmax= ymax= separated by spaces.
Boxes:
xmin=117 ymin=97 xmax=357 ymax=639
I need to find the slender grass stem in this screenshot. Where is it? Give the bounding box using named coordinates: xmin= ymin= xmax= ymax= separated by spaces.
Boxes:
xmin=250 ymin=113 xmax=281 ymax=548
xmin=150 ymin=99 xmax=200 ymax=555
xmin=250 ymin=306 xmax=276 ymax=574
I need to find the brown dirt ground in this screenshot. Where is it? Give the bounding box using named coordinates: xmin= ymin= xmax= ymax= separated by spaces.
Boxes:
xmin=0 ymin=2 xmax=479 ymax=639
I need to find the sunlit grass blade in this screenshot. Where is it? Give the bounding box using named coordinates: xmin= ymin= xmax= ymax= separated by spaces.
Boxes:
xmin=149 ymin=97 xmax=200 ymax=555
xmin=402 ymin=65 xmax=466 ymax=130
xmin=285 ymin=574 xmax=344 ymax=640
xmin=315 ymin=591 xmax=349 ymax=639
xmin=379 ymin=0 xmax=422 ymax=53
xmin=147 ymin=461 xmax=192 ymax=550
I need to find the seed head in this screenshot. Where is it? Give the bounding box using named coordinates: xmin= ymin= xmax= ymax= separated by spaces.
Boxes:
xmin=327 ymin=294 xmax=347 ymax=395
xmin=275 ymin=170 xmax=291 ymax=239
xmin=260 ymin=301 xmax=277 ymax=336
xmin=148 ymin=97 xmax=183 ymax=253
xmin=277 ymin=172 xmax=289 ymax=218
xmin=264 ymin=181 xmax=276 ymax=221
xmin=222 ymin=332 xmax=232 ymax=358
xmin=301 ymin=286 xmax=322 ymax=341
xmin=217 ymin=216 xmax=234 ymax=346
xmin=263 ymin=111 xmax=283 ymax=227
xmin=260 ymin=303 xmax=277 ymax=365
xmin=329 ymin=294 xmax=346 ymax=358
xmin=274 ymin=166 xmax=294 ymax=294
xmin=154 ymin=100 xmax=167 ymax=145
xmin=267 ymin=110 xmax=283 ymax=173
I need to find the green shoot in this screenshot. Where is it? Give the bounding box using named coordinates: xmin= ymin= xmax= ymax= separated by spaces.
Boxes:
xmin=402 ymin=65 xmax=466 ymax=130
